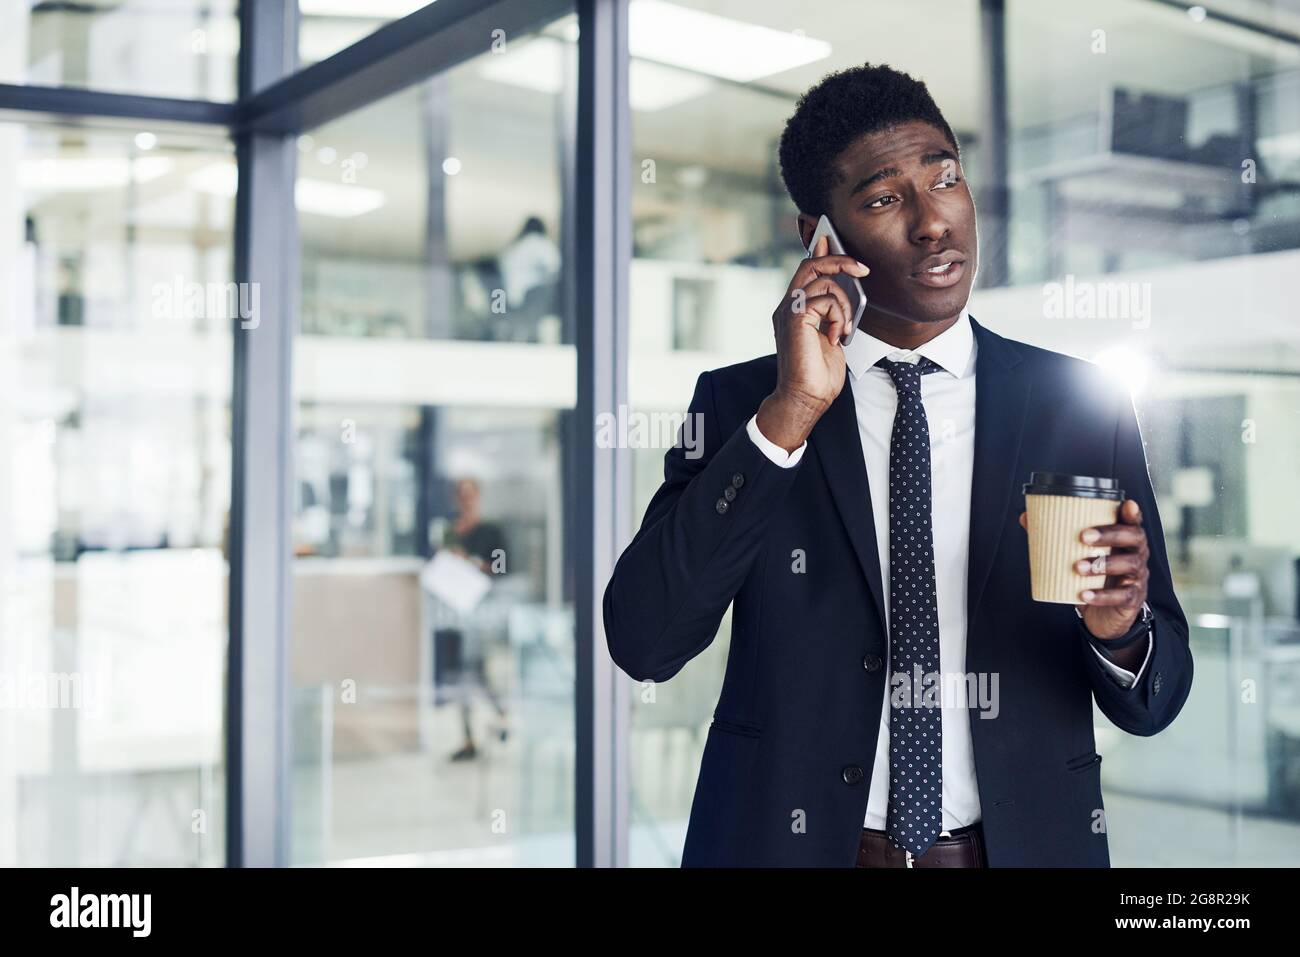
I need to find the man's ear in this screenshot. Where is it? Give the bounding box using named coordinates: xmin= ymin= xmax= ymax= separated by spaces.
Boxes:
xmin=796 ymin=213 xmax=819 ymax=252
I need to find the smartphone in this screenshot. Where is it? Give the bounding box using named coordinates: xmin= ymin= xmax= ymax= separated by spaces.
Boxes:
xmin=805 ymin=213 xmax=867 ymax=346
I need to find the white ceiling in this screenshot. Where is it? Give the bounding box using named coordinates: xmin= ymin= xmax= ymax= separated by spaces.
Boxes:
xmin=20 ymin=1 xmax=1300 ymax=267
xmin=294 ymin=0 xmax=1300 ymax=261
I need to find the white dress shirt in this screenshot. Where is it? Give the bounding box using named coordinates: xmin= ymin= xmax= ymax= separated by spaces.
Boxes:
xmin=745 ymin=307 xmax=1152 ymax=830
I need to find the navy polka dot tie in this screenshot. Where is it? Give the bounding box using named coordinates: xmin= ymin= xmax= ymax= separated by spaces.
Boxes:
xmin=876 ymin=355 xmax=944 ymax=859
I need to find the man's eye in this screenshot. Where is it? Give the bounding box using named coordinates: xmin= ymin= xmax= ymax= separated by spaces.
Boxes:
xmin=866 ymin=195 xmax=896 ymax=209
xmin=933 ymin=175 xmax=964 ymax=189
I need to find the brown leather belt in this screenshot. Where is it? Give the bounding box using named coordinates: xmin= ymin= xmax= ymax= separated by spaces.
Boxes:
xmin=856 ymin=822 xmax=986 ymax=868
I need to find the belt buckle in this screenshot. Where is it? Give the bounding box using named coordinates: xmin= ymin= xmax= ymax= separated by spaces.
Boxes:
xmin=909 ymin=831 xmax=952 ymax=868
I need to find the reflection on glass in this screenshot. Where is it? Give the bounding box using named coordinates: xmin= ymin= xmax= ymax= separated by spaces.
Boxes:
xmin=290 ymin=11 xmax=577 ymax=866
xmin=2 ymin=0 xmax=238 ymax=100
xmin=0 ymin=121 xmax=233 ymax=865
xmin=1004 ymin=0 xmax=1300 ymax=866
xmin=627 ymin=0 xmax=1300 ymax=867
xmin=295 ymin=24 xmax=569 ymax=345
xmin=1006 ymin=0 xmax=1300 ymax=282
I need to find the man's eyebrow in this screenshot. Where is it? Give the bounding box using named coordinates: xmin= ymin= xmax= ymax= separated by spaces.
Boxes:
xmin=847 ymin=148 xmax=960 ymax=196
xmin=921 ymin=148 xmax=959 ymax=168
xmin=848 ymin=166 xmax=902 ymax=197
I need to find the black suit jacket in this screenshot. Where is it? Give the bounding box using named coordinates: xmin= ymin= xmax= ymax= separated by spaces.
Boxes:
xmin=602 ymin=314 xmax=1193 ymax=867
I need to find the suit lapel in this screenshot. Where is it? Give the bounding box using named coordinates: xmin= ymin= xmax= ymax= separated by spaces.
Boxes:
xmin=808 ymin=369 xmax=889 ymax=636
xmin=965 ymin=315 xmax=1032 ymax=625
xmin=806 ymin=314 xmax=1032 ymax=638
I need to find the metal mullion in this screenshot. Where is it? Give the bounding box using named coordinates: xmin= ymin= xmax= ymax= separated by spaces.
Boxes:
xmin=227 ymin=0 xmax=298 ymax=869
xmin=575 ymin=0 xmax=631 ymax=870
xmin=0 ymin=83 xmax=235 ymax=126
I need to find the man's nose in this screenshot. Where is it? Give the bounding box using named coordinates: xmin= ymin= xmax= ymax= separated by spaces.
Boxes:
xmin=910 ymin=192 xmax=952 ymax=245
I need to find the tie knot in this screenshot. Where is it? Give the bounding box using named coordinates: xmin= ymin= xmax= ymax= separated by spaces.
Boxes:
xmin=875 ymin=355 xmax=942 ymax=396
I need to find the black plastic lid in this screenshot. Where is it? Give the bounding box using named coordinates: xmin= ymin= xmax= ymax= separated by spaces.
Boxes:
xmin=1022 ymin=471 xmax=1123 ymax=500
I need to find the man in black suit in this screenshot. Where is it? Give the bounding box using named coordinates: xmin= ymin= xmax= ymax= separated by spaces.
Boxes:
xmin=602 ymin=64 xmax=1193 ymax=867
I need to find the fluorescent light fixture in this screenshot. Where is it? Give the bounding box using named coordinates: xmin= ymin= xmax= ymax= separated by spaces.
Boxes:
xmin=477 ymin=35 xmax=712 ymax=110
xmin=296 ymin=178 xmax=386 ymax=217
xmin=630 ymin=59 xmax=713 ymax=111
xmin=186 ymin=162 xmax=239 ymax=197
xmin=187 ymin=162 xmax=386 ymax=218
xmin=627 ymin=0 xmax=831 ymax=82
xmin=299 ymin=0 xmax=431 ymax=17
xmin=19 ymin=156 xmax=173 ymax=191
xmin=476 ymin=36 xmax=563 ymax=93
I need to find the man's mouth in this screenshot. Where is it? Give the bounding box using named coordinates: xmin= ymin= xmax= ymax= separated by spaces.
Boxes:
xmin=910 ymin=253 xmax=966 ymax=289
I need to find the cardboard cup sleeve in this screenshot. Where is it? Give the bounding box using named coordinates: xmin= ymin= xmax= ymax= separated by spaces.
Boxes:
xmin=1022 ymin=472 xmax=1124 ymax=605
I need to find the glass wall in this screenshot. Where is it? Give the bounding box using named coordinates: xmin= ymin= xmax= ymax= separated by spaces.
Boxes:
xmin=1 ymin=0 xmax=1295 ymax=871
xmin=1005 ymin=0 xmax=1300 ymax=283
xmin=626 ymin=0 xmax=1300 ymax=867
xmin=1000 ymin=0 xmax=1300 ymax=867
xmin=0 ymin=120 xmax=233 ymax=865
xmin=289 ymin=11 xmax=578 ymax=865
xmin=624 ymin=0 xmax=984 ymax=867
xmin=1 ymin=0 xmax=239 ymax=100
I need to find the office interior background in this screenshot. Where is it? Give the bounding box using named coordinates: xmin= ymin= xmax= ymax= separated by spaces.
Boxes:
xmin=0 ymin=0 xmax=1298 ymax=867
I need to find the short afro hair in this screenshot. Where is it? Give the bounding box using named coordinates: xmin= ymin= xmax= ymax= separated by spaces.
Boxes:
xmin=778 ymin=63 xmax=959 ymax=217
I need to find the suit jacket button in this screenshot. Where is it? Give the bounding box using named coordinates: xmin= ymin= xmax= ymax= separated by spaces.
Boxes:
xmin=715 ymin=498 xmax=729 ymax=515
xmin=842 ymin=765 xmax=864 ymax=786
xmin=862 ymin=654 xmax=882 ymax=672
xmin=731 ymin=472 xmax=745 ymax=489
xmin=1153 ymin=672 xmax=1163 ymax=695
xmin=723 ymin=486 xmax=737 ymax=502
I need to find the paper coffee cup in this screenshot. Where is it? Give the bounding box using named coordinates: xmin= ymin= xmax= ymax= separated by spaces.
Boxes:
xmin=1023 ymin=471 xmax=1123 ymax=604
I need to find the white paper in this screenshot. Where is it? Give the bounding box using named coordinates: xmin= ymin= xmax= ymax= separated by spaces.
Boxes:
xmin=420 ymin=549 xmax=493 ymax=615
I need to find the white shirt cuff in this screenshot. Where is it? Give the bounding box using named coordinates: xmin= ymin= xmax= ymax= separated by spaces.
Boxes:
xmin=1089 ymin=628 xmax=1154 ymax=689
xmin=746 ymin=413 xmax=807 ymax=468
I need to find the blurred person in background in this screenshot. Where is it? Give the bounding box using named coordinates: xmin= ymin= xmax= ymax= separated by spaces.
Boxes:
xmin=439 ymin=477 xmax=510 ymax=761
xmin=496 ymin=215 xmax=561 ymax=341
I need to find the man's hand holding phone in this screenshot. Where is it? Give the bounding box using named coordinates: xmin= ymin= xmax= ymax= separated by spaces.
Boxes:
xmin=756 ymin=232 xmax=870 ymax=453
